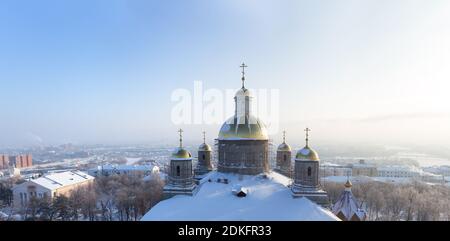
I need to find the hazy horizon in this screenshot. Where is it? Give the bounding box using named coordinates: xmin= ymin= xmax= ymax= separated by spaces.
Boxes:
xmin=1 ymin=0 xmax=450 ymax=148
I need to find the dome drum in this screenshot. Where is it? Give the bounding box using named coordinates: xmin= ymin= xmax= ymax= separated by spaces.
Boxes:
xmin=217 ymin=139 xmax=269 ymax=175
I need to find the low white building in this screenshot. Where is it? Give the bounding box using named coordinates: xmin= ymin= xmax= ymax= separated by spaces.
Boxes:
xmin=378 ymin=165 xmax=423 ymax=178
xmin=12 ymin=170 xmax=94 ymax=208
xmin=88 ymin=164 xmax=160 ymax=177
xmin=320 ymin=162 xmax=352 ymax=177
xmin=423 ymin=165 xmax=450 ymax=177
xmin=378 ymin=165 xmax=420 ymax=178
xmin=350 ymin=160 xmax=378 ymax=177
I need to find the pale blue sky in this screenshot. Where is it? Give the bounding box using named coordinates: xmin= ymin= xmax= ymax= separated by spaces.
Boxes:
xmin=1 ymin=0 xmax=450 ymax=147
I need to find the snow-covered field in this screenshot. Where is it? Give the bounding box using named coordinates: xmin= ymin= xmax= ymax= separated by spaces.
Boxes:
xmin=392 ymin=152 xmax=450 ymax=167
xmin=323 ymin=175 xmax=412 ymax=184
xmin=142 ymin=171 xmax=339 ymax=221
xmin=125 ymin=157 xmax=142 ymax=165
xmin=323 ymin=175 xmax=446 ymax=186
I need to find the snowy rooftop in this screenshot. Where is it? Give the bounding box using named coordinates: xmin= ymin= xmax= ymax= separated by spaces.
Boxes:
xmin=332 ymin=188 xmax=366 ymax=221
xmin=141 ymin=171 xmax=339 ymax=221
xmin=28 ymin=171 xmax=94 ymax=191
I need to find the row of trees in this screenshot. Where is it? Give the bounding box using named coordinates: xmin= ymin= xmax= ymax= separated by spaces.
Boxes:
xmin=0 ymin=177 xmax=21 ymax=208
xmin=95 ymin=174 xmax=164 ymax=221
xmin=324 ymin=181 xmax=450 ymax=221
xmin=20 ymin=174 xmax=164 ymax=221
xmin=0 ymin=182 xmax=13 ymax=207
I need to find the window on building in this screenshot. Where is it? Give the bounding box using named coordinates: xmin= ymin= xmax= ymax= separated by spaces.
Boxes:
xmin=202 ymin=154 xmax=205 ymax=161
xmin=283 ymin=155 xmax=287 ymax=162
xmin=308 ymin=167 xmax=312 ymax=176
xmin=176 ymin=166 xmax=180 ymax=176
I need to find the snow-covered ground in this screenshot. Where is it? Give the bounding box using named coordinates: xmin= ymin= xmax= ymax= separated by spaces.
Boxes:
xmin=392 ymin=152 xmax=450 ymax=167
xmin=0 ymin=209 xmax=21 ymax=221
xmin=125 ymin=157 xmax=142 ymax=165
xmin=323 ymin=175 xmax=412 ymax=184
xmin=323 ymin=175 xmax=444 ymax=185
xmin=142 ymin=171 xmax=339 ymax=221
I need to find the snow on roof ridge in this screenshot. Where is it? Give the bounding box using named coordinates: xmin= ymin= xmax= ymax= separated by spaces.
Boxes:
xmin=30 ymin=171 xmax=93 ymax=191
xmin=41 ymin=176 xmax=63 ymax=186
xmin=70 ymin=170 xmax=89 ymax=179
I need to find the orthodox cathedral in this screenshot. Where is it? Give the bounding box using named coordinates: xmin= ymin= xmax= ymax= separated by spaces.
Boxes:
xmin=142 ymin=64 xmax=365 ymax=221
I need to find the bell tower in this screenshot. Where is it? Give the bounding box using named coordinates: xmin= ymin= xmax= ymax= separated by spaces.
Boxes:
xmin=291 ymin=128 xmax=329 ymax=206
xmin=163 ymin=129 xmax=198 ymax=199
xmin=195 ymin=131 xmax=213 ymax=176
xmin=275 ymin=131 xmax=292 ymax=177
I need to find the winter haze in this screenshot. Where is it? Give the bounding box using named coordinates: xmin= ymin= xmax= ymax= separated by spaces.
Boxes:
xmin=1 ymin=0 xmax=450 ymax=150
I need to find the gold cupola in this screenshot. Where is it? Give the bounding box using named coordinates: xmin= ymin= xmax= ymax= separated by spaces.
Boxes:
xmin=344 ymin=179 xmax=352 ymax=189
xmin=172 ymin=129 xmax=192 ymax=159
xmin=277 ymin=131 xmax=292 ymax=152
xmin=198 ymin=131 xmax=212 ymax=151
xmin=295 ymin=127 xmax=319 ymax=161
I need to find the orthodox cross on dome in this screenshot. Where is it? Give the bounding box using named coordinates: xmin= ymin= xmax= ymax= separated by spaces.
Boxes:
xmin=282 ymin=130 xmax=286 ymax=143
xmin=240 ymin=62 xmax=248 ymax=88
xmin=178 ymin=128 xmax=184 ymax=148
xmin=304 ymin=127 xmax=311 ymax=147
xmin=202 ymin=131 xmax=206 ymax=144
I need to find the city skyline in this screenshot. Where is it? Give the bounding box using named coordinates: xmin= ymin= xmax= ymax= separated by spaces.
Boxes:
xmin=1 ymin=0 xmax=450 ymax=147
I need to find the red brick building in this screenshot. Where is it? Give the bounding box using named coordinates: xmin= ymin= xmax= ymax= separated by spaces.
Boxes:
xmin=0 ymin=154 xmax=32 ymax=169
xmin=0 ymin=155 xmax=9 ymax=169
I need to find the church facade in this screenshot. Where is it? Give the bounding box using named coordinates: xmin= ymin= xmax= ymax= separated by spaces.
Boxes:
xmin=216 ymin=64 xmax=270 ymax=175
xmin=161 ymin=63 xmax=364 ymax=218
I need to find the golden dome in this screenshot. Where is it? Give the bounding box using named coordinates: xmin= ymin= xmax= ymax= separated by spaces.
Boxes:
xmin=198 ymin=143 xmax=212 ymax=152
xmin=295 ymin=146 xmax=319 ymax=161
xmin=218 ymin=115 xmax=268 ymax=140
xmin=344 ymin=180 xmax=352 ymax=188
xmin=172 ymin=147 xmax=192 ymax=159
xmin=277 ymin=143 xmax=291 ymax=152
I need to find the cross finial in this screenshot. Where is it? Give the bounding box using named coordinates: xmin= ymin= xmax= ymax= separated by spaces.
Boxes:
xmin=178 ymin=128 xmax=183 ymax=148
xmin=282 ymin=130 xmax=286 ymax=143
xmin=202 ymin=131 xmax=206 ymax=144
xmin=240 ymin=62 xmax=248 ymax=88
xmin=304 ymin=127 xmax=311 ymax=147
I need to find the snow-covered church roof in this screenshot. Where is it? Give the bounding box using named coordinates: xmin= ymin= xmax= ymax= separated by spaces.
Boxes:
xmin=331 ymin=181 xmax=366 ymax=221
xmin=141 ymin=171 xmax=339 ymax=221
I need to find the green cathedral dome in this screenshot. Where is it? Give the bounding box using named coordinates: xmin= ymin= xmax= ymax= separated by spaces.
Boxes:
xmin=277 ymin=142 xmax=292 ymax=152
xmin=172 ymin=147 xmax=192 ymax=159
xmin=218 ymin=115 xmax=269 ymax=140
xmin=295 ymin=146 xmax=319 ymax=161
xmin=198 ymin=143 xmax=212 ymax=152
